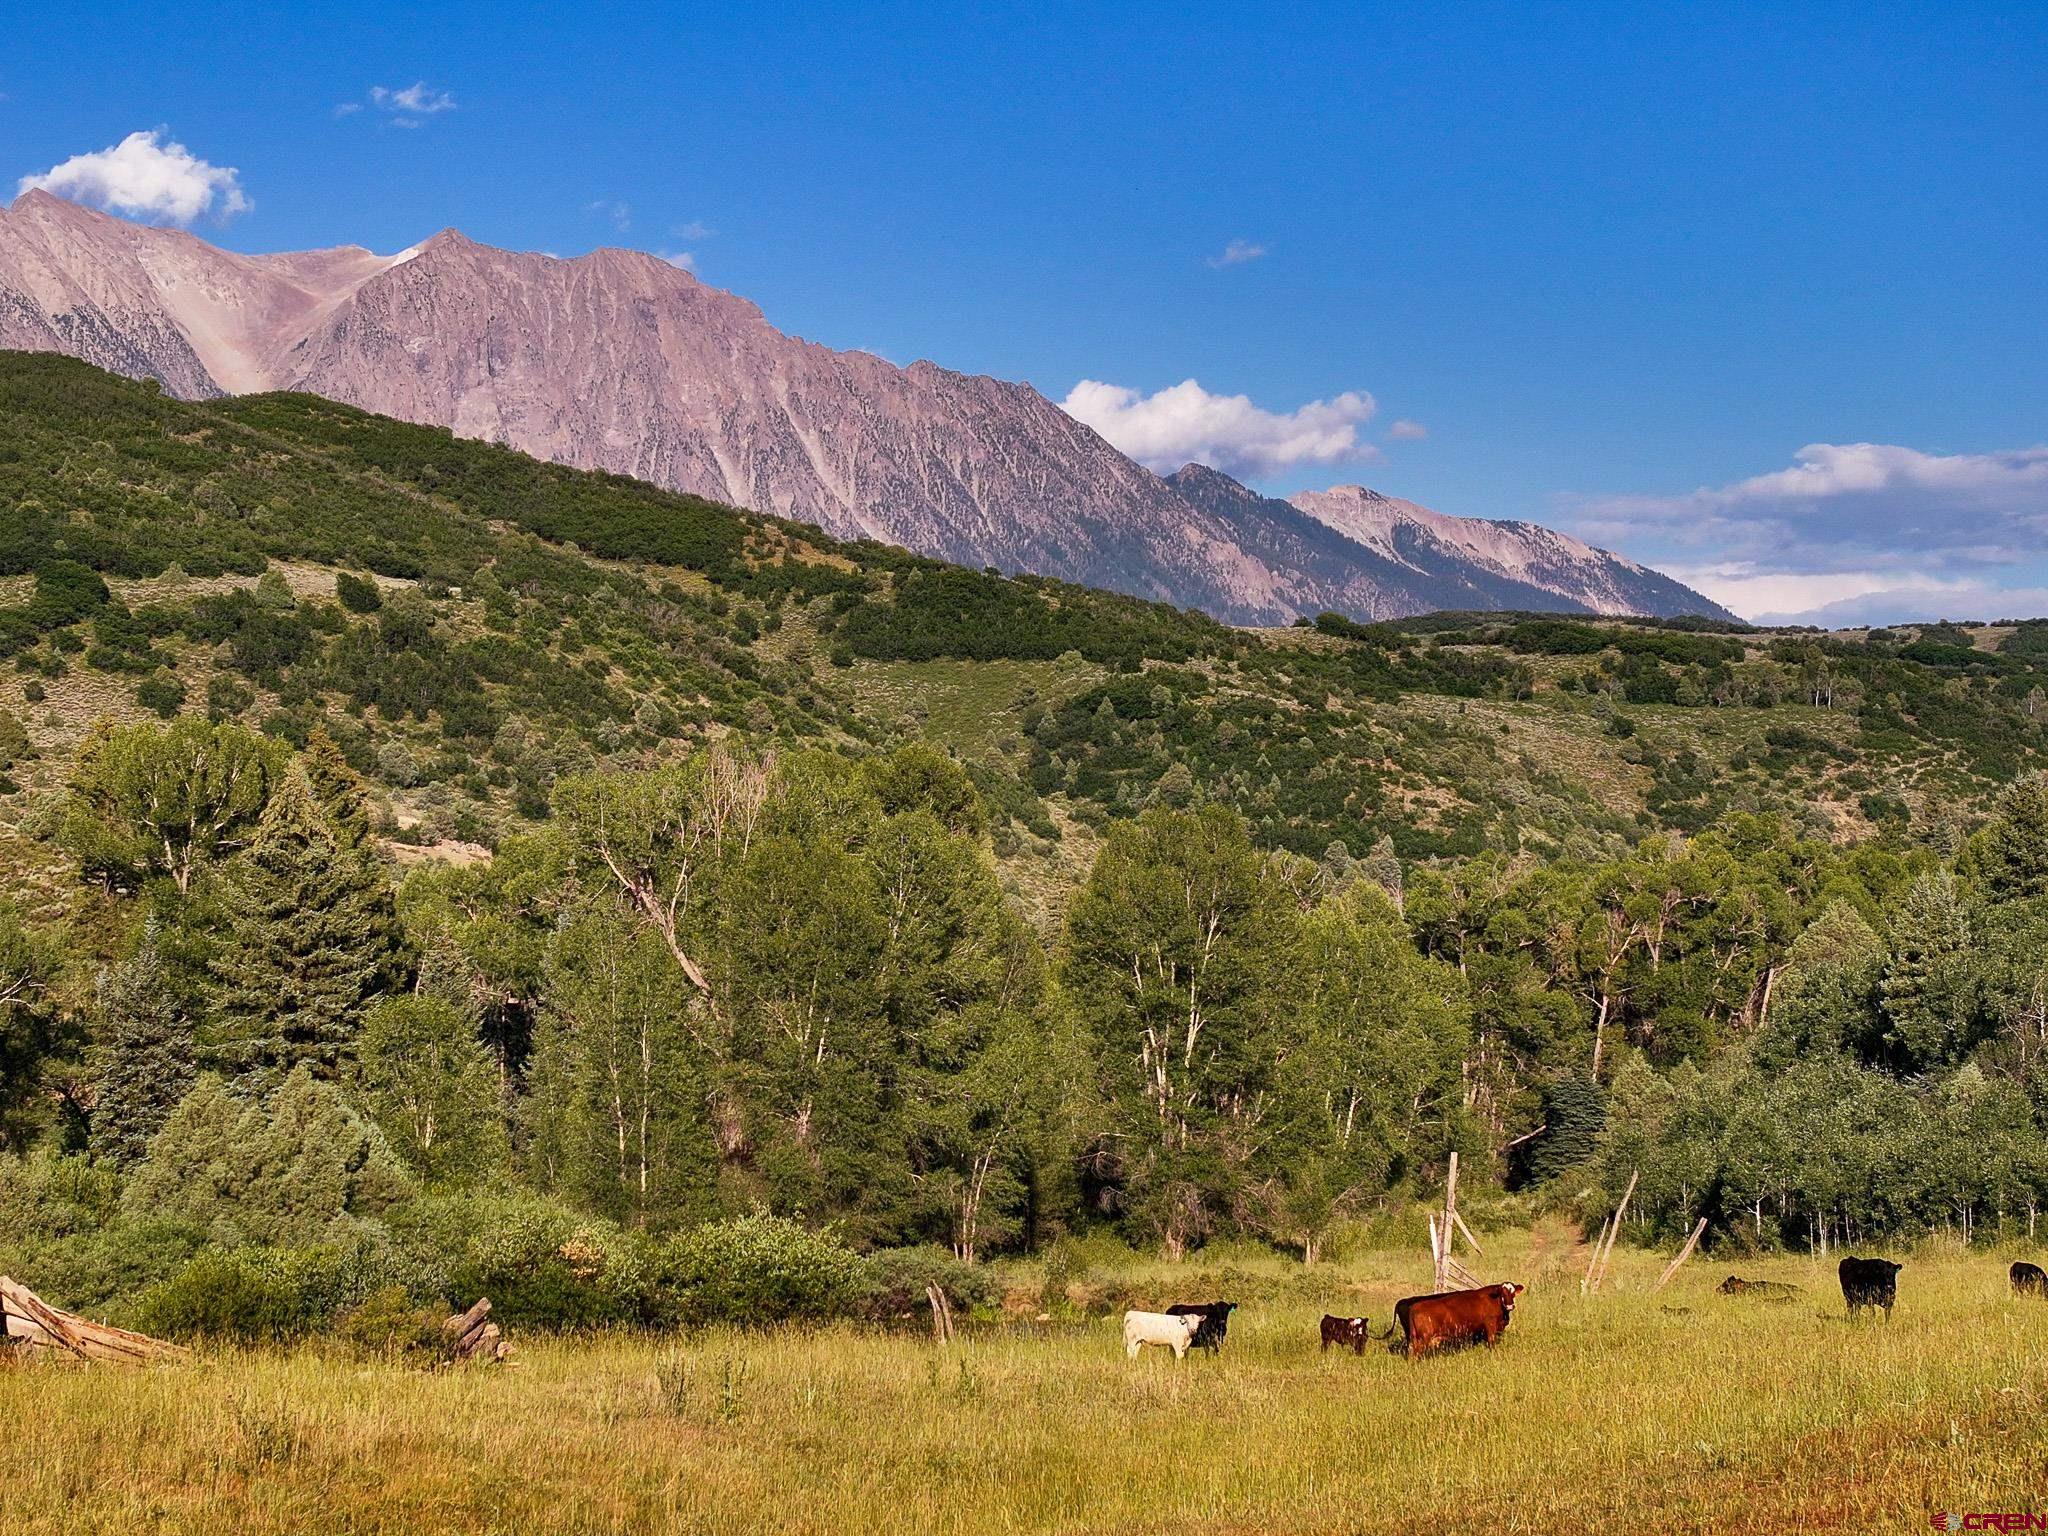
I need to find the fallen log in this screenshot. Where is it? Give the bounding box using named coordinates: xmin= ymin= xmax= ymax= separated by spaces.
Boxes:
xmin=1 ymin=1276 xmax=188 ymax=1365
xmin=442 ymin=1297 xmax=511 ymax=1364
xmin=443 ymin=1296 xmax=492 ymax=1345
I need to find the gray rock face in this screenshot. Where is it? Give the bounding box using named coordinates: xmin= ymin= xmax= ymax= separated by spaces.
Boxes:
xmin=0 ymin=191 xmax=1730 ymax=624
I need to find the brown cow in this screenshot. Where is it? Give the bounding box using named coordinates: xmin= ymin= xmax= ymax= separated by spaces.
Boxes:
xmin=1319 ymin=1314 xmax=1371 ymax=1354
xmin=1393 ymin=1283 xmax=1524 ymax=1361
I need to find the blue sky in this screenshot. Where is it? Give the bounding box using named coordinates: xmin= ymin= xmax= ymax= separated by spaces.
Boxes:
xmin=7 ymin=1 xmax=2047 ymax=623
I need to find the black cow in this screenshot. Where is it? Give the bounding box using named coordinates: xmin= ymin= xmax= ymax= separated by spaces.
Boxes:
xmin=1838 ymin=1256 xmax=1901 ymax=1318
xmin=2011 ymin=1261 xmax=2046 ymax=1297
xmin=1165 ymin=1301 xmax=1238 ymax=1352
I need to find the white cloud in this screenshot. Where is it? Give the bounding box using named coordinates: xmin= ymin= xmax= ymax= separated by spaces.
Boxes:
xmin=18 ymin=130 xmax=250 ymax=225
xmin=1668 ymin=565 xmax=1925 ymax=622
xmin=656 ymin=251 xmax=696 ymax=271
xmin=1062 ymin=378 xmax=1379 ymax=476
xmin=1572 ymin=443 xmax=2048 ymax=548
xmin=672 ymin=220 xmax=715 ymax=241
xmin=1387 ymin=419 xmax=1429 ymax=441
xmin=1564 ymin=441 xmax=2048 ymax=625
xmin=1207 ymin=238 xmax=1266 ymax=268
xmin=588 ymin=198 xmax=632 ymax=232
xmin=333 ymin=102 xmax=363 ymax=117
xmin=1755 ymin=579 xmax=2048 ymax=629
xmin=1642 ymin=443 xmax=2048 ymax=515
xmin=372 ymin=82 xmax=457 ymax=115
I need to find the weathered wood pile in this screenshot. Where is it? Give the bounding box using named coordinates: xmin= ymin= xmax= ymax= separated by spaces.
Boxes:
xmin=0 ymin=1275 xmax=189 ymax=1366
xmin=442 ymin=1296 xmax=511 ymax=1364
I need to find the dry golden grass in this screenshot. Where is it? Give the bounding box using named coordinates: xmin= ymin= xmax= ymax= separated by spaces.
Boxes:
xmin=5 ymin=1231 xmax=2046 ymax=1534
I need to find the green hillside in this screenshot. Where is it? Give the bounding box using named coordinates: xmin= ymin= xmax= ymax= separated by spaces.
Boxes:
xmin=5 ymin=352 xmax=2043 ymax=919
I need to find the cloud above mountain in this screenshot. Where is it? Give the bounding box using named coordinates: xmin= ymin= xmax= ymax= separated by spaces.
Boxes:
xmin=1564 ymin=441 xmax=2048 ymax=625
xmin=1061 ymin=378 xmax=1378 ymax=476
xmin=17 ymin=131 xmax=249 ymax=225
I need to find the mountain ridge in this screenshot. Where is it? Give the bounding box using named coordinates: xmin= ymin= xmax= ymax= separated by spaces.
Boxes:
xmin=0 ymin=191 xmax=1732 ymax=625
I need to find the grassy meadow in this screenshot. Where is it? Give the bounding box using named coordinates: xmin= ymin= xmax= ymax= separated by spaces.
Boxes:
xmin=7 ymin=1227 xmax=2047 ymax=1535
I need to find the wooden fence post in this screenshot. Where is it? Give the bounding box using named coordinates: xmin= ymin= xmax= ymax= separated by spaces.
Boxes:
xmin=1581 ymin=1215 xmax=1613 ymax=1293
xmin=1589 ymin=1170 xmax=1638 ymax=1293
xmin=1653 ymin=1217 xmax=1708 ymax=1293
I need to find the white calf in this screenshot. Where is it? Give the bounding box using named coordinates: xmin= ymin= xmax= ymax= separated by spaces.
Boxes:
xmin=1123 ymin=1309 xmax=1202 ymax=1360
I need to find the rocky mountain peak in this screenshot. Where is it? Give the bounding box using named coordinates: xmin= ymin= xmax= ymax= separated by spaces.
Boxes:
xmin=0 ymin=194 xmax=1728 ymax=624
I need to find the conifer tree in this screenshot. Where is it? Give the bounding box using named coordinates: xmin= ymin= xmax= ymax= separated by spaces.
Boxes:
xmin=1362 ymin=833 xmax=1404 ymax=912
xmin=299 ymin=725 xmax=372 ymax=849
xmin=299 ymin=724 xmax=403 ymax=988
xmin=1971 ymin=772 xmax=2048 ymax=906
xmin=206 ymin=765 xmax=396 ymax=1092
xmin=1880 ymin=870 xmax=1976 ymax=1070
xmin=125 ymin=1067 xmax=411 ymax=1245
xmin=87 ymin=921 xmax=195 ymax=1167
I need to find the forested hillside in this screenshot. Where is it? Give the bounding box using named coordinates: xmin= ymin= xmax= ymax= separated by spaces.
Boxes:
xmin=5 ymin=352 xmax=2048 ymax=1338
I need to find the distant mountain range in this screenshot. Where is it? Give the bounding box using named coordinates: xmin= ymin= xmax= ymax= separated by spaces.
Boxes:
xmin=0 ymin=190 xmax=1730 ymax=624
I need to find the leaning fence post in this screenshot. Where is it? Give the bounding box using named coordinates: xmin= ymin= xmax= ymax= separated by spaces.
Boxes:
xmin=1590 ymin=1170 xmax=1639 ymax=1293
xmin=1581 ymin=1215 xmax=1613 ymax=1293
xmin=1653 ymin=1216 xmax=1708 ymax=1293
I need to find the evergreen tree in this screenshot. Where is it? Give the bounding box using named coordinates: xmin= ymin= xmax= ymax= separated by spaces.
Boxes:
xmin=1524 ymin=1071 xmax=1608 ymax=1185
xmin=1361 ymin=833 xmax=1404 ymax=913
xmin=300 ymin=725 xmax=373 ymax=849
xmin=1880 ymin=871 xmax=1978 ymax=1071
xmin=205 ymin=766 xmax=395 ymax=1092
xmin=253 ymin=565 xmax=297 ymax=611
xmin=1970 ymin=773 xmax=2048 ymax=906
xmin=87 ymin=921 xmax=195 ymax=1167
xmin=124 ymin=1068 xmax=412 ymax=1245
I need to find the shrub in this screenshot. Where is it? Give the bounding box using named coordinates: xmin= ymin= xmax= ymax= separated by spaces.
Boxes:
xmin=424 ymin=1194 xmax=656 ymax=1330
xmin=857 ymin=1246 xmax=1002 ymax=1321
xmin=136 ymin=1250 xmax=307 ymax=1342
xmin=124 ymin=1073 xmax=413 ymax=1247
xmin=134 ymin=1222 xmax=442 ymax=1343
xmin=659 ymin=1215 xmax=863 ymax=1328
xmin=136 ymin=668 xmax=186 ymax=718
xmin=0 ymin=708 xmax=28 ymax=769
xmin=335 ymin=572 xmax=384 ymax=614
xmin=1038 ymin=1238 xmax=1080 ymax=1314
xmin=206 ymin=674 xmax=255 ymax=721
xmin=333 ymin=1283 xmax=446 ymax=1357
xmin=253 ymin=567 xmax=297 ymax=611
